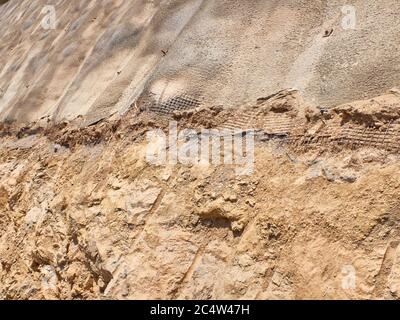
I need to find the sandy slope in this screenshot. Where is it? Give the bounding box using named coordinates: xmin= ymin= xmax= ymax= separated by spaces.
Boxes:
xmin=2 ymin=0 xmax=400 ymax=301
xmin=1 ymin=0 xmax=400 ymax=123
xmin=2 ymin=90 xmax=400 ymax=299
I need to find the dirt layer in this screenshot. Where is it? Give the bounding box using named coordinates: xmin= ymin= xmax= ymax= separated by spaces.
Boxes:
xmin=2 ymin=90 xmax=400 ymax=299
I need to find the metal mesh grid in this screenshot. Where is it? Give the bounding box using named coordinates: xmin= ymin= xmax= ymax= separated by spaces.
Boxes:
xmin=148 ymin=93 xmax=202 ymax=115
xmin=220 ymin=109 xmax=400 ymax=153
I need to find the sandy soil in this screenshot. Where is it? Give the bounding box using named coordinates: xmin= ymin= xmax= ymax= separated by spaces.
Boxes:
xmin=1 ymin=0 xmax=400 ymax=123
xmin=2 ymin=90 xmax=400 ymax=299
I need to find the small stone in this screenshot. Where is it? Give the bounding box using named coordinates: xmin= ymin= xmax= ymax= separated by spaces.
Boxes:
xmin=246 ymin=199 xmax=256 ymax=207
xmin=340 ymin=175 xmax=357 ymax=183
xmin=322 ymin=167 xmax=336 ymax=182
xmin=161 ymin=170 xmax=172 ymax=182
xmin=223 ymin=193 xmax=238 ymax=202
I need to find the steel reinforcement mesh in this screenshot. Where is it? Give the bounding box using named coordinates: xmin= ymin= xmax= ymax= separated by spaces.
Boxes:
xmin=148 ymin=93 xmax=202 ymax=115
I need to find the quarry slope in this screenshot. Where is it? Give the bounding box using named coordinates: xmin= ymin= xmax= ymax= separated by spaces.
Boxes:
xmin=2 ymin=90 xmax=400 ymax=299
xmin=2 ymin=0 xmax=400 ymax=301
xmin=1 ymin=0 xmax=400 ymax=123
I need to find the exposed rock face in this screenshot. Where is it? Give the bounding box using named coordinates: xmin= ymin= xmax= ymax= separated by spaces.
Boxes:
xmin=2 ymin=0 xmax=400 ymax=123
xmin=2 ymin=91 xmax=400 ymax=300
xmin=2 ymin=0 xmax=400 ymax=301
